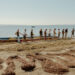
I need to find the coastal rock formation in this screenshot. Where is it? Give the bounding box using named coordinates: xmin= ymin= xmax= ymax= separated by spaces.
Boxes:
xmin=2 ymin=58 xmax=15 ymax=75
xmin=2 ymin=70 xmax=15 ymax=75
xmin=0 ymin=58 xmax=4 ymax=64
xmin=42 ymin=59 xmax=69 ymax=74
xmin=21 ymin=62 xmax=35 ymax=71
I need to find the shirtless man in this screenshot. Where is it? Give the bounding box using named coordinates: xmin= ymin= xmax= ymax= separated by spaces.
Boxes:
xmin=53 ymin=28 xmax=56 ymax=38
xmin=44 ymin=29 xmax=47 ymax=40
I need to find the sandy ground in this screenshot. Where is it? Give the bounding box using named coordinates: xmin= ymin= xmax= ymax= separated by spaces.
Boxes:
xmin=0 ymin=39 xmax=75 ymax=75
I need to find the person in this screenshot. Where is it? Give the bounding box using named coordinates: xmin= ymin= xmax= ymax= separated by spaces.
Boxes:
xmin=31 ymin=29 xmax=34 ymax=41
xmin=62 ymin=29 xmax=65 ymax=39
xmin=23 ymin=29 xmax=27 ymax=41
xmin=71 ymin=28 xmax=75 ymax=38
xmin=65 ymin=28 xmax=68 ymax=39
xmin=44 ymin=29 xmax=47 ymax=40
xmin=58 ymin=29 xmax=61 ymax=39
xmin=48 ymin=29 xmax=51 ymax=38
xmin=39 ymin=29 xmax=43 ymax=39
xmin=53 ymin=28 xmax=56 ymax=38
xmin=15 ymin=29 xmax=20 ymax=43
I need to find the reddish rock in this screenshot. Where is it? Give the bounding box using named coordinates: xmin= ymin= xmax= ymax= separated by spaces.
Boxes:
xmin=7 ymin=56 xmax=19 ymax=60
xmin=0 ymin=58 xmax=4 ymax=64
xmin=21 ymin=62 xmax=35 ymax=71
xmin=2 ymin=69 xmax=15 ymax=75
xmin=42 ymin=59 xmax=69 ymax=74
xmin=0 ymin=65 xmax=3 ymax=70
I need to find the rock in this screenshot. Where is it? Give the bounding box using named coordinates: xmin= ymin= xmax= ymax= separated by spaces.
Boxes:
xmin=0 ymin=58 xmax=4 ymax=64
xmin=58 ymin=54 xmax=75 ymax=68
xmin=42 ymin=59 xmax=69 ymax=74
xmin=2 ymin=69 xmax=15 ymax=75
xmin=17 ymin=49 xmax=24 ymax=52
xmin=7 ymin=56 xmax=19 ymax=60
xmin=0 ymin=65 xmax=3 ymax=70
xmin=21 ymin=62 xmax=35 ymax=71
xmin=2 ymin=60 xmax=15 ymax=75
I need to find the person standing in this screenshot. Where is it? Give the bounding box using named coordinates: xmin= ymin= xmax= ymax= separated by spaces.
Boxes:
xmin=23 ymin=29 xmax=27 ymax=41
xmin=31 ymin=29 xmax=34 ymax=41
xmin=53 ymin=28 xmax=56 ymax=38
xmin=71 ymin=28 xmax=75 ymax=38
xmin=39 ymin=29 xmax=43 ymax=39
xmin=58 ymin=29 xmax=61 ymax=39
xmin=15 ymin=29 xmax=20 ymax=43
xmin=62 ymin=29 xmax=65 ymax=39
xmin=48 ymin=29 xmax=51 ymax=38
xmin=65 ymin=28 xmax=68 ymax=39
xmin=44 ymin=29 xmax=47 ymax=40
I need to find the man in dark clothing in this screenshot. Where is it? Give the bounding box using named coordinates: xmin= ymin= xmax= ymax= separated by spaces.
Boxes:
xmin=39 ymin=29 xmax=43 ymax=39
xmin=62 ymin=29 xmax=65 ymax=39
xmin=31 ymin=29 xmax=34 ymax=41
xmin=71 ymin=28 xmax=75 ymax=38
xmin=44 ymin=29 xmax=47 ymax=40
xmin=65 ymin=28 xmax=68 ymax=39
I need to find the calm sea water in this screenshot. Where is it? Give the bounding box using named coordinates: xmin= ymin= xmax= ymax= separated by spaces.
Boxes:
xmin=0 ymin=25 xmax=75 ymax=39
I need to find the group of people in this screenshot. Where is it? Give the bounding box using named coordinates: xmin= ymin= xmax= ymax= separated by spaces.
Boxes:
xmin=15 ymin=28 xmax=75 ymax=43
xmin=39 ymin=28 xmax=75 ymax=39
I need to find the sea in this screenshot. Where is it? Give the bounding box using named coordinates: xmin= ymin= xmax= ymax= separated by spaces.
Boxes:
xmin=0 ymin=25 xmax=75 ymax=40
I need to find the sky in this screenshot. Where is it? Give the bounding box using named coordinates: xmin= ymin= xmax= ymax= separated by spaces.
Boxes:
xmin=0 ymin=0 xmax=75 ymax=25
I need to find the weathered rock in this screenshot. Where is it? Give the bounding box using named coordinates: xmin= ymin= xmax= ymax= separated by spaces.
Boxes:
xmin=0 ymin=58 xmax=4 ymax=64
xmin=58 ymin=54 xmax=75 ymax=68
xmin=2 ymin=69 xmax=15 ymax=75
xmin=7 ymin=56 xmax=19 ymax=60
xmin=0 ymin=65 xmax=3 ymax=70
xmin=17 ymin=49 xmax=24 ymax=52
xmin=42 ymin=59 xmax=69 ymax=74
xmin=2 ymin=60 xmax=15 ymax=75
xmin=21 ymin=62 xmax=35 ymax=71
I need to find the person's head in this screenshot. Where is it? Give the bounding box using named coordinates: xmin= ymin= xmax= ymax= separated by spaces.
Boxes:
xmin=54 ymin=28 xmax=56 ymax=30
xmin=46 ymin=29 xmax=47 ymax=31
xmin=31 ymin=29 xmax=33 ymax=32
xmin=40 ymin=29 xmax=42 ymax=31
xmin=73 ymin=28 xmax=74 ymax=30
xmin=66 ymin=28 xmax=68 ymax=30
xmin=49 ymin=29 xmax=51 ymax=31
xmin=62 ymin=29 xmax=64 ymax=31
xmin=17 ymin=29 xmax=19 ymax=32
xmin=24 ymin=29 xmax=26 ymax=32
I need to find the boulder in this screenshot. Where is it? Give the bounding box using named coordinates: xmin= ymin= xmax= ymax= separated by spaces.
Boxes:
xmin=2 ymin=69 xmax=15 ymax=75
xmin=0 ymin=58 xmax=4 ymax=64
xmin=21 ymin=62 xmax=35 ymax=71
xmin=42 ymin=59 xmax=69 ymax=74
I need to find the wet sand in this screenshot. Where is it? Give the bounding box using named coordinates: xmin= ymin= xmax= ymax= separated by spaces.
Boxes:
xmin=0 ymin=39 xmax=75 ymax=75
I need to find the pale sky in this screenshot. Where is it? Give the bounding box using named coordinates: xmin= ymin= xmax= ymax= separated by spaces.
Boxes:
xmin=0 ymin=0 xmax=75 ymax=25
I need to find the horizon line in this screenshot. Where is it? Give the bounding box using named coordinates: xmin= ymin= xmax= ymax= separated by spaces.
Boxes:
xmin=0 ymin=24 xmax=75 ymax=26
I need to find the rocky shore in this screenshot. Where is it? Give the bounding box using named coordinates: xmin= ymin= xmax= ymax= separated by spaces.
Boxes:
xmin=0 ymin=39 xmax=75 ymax=75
